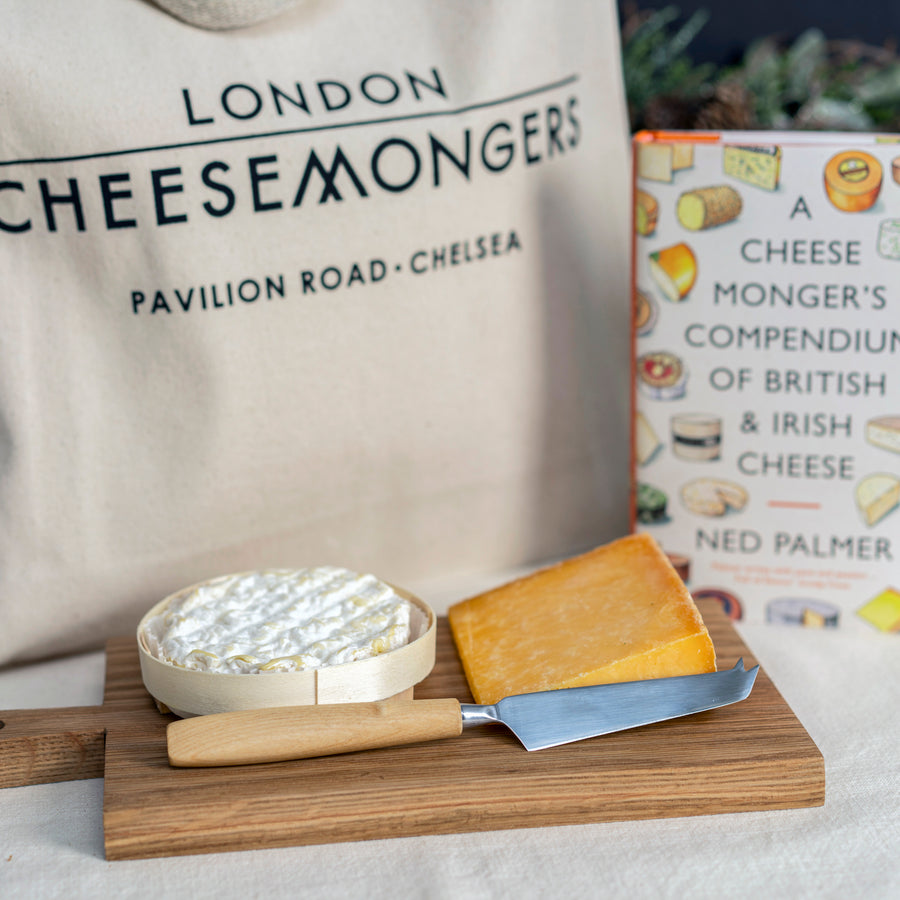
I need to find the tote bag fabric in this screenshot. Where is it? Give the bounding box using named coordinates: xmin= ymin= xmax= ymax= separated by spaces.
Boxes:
xmin=0 ymin=0 xmax=631 ymax=665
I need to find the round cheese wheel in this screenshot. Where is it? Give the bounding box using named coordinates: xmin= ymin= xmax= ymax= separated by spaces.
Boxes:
xmin=766 ymin=598 xmax=839 ymax=628
xmin=671 ymin=413 xmax=722 ymax=461
xmin=634 ymin=289 xmax=657 ymax=337
xmin=137 ymin=571 xmax=436 ymax=717
xmin=823 ymin=150 xmax=882 ymax=212
xmin=637 ymin=351 xmax=686 ymax=400
xmin=692 ymin=587 xmax=742 ymax=621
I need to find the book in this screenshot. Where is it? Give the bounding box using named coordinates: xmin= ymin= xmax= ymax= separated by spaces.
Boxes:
xmin=631 ymin=130 xmax=900 ymax=635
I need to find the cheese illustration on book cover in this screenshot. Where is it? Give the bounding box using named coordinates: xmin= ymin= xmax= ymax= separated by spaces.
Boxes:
xmin=692 ymin=587 xmax=743 ymax=621
xmin=766 ymin=598 xmax=840 ymax=628
xmin=637 ymin=141 xmax=694 ymax=182
xmin=635 ymin=189 xmax=659 ymax=235
xmin=824 ymin=150 xmax=882 ymax=212
xmin=636 ymin=482 xmax=668 ymax=524
xmin=635 ymin=411 xmax=662 ymax=466
xmin=634 ymin=289 xmax=658 ymax=337
xmin=722 ymin=144 xmax=781 ymax=190
xmin=649 ymin=242 xmax=697 ymax=301
xmin=638 ymin=351 xmax=687 ymax=400
xmin=876 ymin=220 xmax=900 ymax=260
xmin=866 ymin=416 xmax=900 ymax=454
xmin=856 ymin=473 xmax=900 ymax=526
xmin=856 ymin=587 xmax=900 ymax=632
xmin=671 ymin=414 xmax=722 ymax=462
xmin=681 ymin=478 xmax=748 ymax=518
xmin=676 ymin=185 xmax=742 ymax=231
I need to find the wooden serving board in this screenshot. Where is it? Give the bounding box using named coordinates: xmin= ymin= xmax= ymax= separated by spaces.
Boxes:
xmin=0 ymin=601 xmax=824 ymax=860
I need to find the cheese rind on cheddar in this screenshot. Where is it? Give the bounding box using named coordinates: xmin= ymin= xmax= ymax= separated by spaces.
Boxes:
xmin=447 ymin=533 xmax=716 ymax=705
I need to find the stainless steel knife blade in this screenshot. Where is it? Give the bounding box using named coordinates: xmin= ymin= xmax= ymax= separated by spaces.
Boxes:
xmin=462 ymin=658 xmax=759 ymax=751
xmin=167 ymin=660 xmax=759 ymax=767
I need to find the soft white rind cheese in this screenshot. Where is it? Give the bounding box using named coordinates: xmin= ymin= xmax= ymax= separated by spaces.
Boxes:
xmin=142 ymin=568 xmax=413 ymax=674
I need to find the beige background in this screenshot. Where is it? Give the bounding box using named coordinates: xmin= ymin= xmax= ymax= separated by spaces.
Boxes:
xmin=0 ymin=0 xmax=631 ymax=665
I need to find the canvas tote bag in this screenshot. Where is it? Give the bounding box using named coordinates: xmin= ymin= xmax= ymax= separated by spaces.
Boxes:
xmin=0 ymin=0 xmax=631 ymax=665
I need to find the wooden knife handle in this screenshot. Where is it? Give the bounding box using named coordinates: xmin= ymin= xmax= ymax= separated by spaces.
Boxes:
xmin=167 ymin=698 xmax=463 ymax=767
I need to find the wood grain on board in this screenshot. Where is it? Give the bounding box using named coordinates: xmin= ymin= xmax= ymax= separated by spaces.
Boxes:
xmin=0 ymin=601 xmax=825 ymax=860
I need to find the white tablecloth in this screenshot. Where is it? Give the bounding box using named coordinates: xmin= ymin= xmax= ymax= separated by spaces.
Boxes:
xmin=2 ymin=568 xmax=898 ymax=899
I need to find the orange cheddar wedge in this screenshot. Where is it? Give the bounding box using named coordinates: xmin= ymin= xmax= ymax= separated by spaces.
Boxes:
xmin=447 ymin=533 xmax=716 ymax=704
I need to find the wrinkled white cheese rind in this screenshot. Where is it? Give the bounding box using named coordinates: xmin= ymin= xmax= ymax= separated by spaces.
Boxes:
xmin=142 ymin=568 xmax=413 ymax=674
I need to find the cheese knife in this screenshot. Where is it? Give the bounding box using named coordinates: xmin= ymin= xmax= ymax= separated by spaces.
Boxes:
xmin=167 ymin=659 xmax=758 ymax=767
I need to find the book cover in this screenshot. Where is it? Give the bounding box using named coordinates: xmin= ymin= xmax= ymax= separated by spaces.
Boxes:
xmin=632 ymin=130 xmax=900 ymax=635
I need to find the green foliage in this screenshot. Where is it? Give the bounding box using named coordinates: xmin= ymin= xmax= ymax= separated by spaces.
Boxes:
xmin=621 ymin=5 xmax=900 ymax=132
xmin=621 ymin=5 xmax=716 ymax=123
